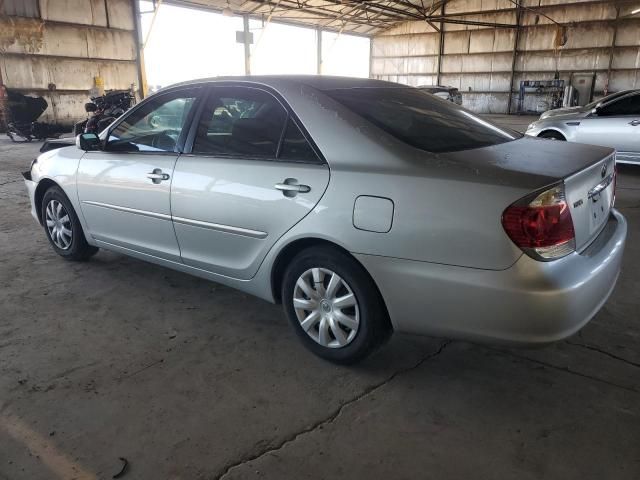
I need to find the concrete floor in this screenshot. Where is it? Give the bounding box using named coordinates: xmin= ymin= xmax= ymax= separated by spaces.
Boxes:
xmin=0 ymin=132 xmax=639 ymax=480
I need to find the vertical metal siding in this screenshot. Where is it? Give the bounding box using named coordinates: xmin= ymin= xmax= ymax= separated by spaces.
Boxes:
xmin=371 ymin=0 xmax=640 ymax=113
xmin=0 ymin=0 xmax=138 ymax=126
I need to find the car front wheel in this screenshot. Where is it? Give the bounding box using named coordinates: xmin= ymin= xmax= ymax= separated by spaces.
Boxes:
xmin=41 ymin=186 xmax=98 ymax=261
xmin=282 ymin=246 xmax=392 ymax=364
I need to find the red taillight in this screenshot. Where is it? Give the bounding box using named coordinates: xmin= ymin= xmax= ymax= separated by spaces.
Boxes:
xmin=502 ymin=184 xmax=575 ymax=261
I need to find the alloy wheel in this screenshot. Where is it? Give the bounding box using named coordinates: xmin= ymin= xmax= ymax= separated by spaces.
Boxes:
xmin=293 ymin=267 xmax=360 ymax=348
xmin=45 ymin=199 xmax=73 ymax=250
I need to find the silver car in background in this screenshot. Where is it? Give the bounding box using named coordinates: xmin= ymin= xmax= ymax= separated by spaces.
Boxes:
xmin=526 ymin=89 xmax=640 ymax=164
xmin=23 ymin=76 xmax=626 ymax=364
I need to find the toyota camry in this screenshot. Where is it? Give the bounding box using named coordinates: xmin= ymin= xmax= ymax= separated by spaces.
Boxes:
xmin=23 ymin=76 xmax=627 ymax=363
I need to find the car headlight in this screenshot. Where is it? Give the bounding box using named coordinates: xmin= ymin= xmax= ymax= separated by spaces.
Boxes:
xmin=526 ymin=123 xmax=536 ymax=131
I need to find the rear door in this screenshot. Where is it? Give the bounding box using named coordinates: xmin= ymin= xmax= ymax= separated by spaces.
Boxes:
xmin=77 ymin=87 xmax=201 ymax=261
xmin=171 ymin=85 xmax=330 ymax=279
xmin=573 ymin=92 xmax=640 ymax=161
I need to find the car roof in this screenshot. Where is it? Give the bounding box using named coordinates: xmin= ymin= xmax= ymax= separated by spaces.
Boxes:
xmin=168 ymin=75 xmax=406 ymax=92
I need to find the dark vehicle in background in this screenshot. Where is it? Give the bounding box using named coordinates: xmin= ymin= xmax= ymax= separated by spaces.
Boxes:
xmin=5 ymin=90 xmax=67 ymax=142
xmin=418 ymin=85 xmax=463 ymax=105
xmin=74 ymin=90 xmax=135 ymax=135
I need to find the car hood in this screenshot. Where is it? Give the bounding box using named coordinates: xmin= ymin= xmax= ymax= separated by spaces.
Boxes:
xmin=538 ymin=108 xmax=590 ymax=121
xmin=540 ymin=106 xmax=584 ymax=118
xmin=438 ymin=137 xmax=614 ymax=191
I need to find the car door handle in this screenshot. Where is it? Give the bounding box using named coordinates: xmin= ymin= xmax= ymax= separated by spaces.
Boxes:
xmin=147 ymin=169 xmax=170 ymax=183
xmin=275 ymin=182 xmax=311 ymax=194
xmin=629 ymin=120 xmax=640 ymax=126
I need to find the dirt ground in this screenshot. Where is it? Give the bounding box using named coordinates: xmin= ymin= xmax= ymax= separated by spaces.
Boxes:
xmin=0 ymin=135 xmax=638 ymax=480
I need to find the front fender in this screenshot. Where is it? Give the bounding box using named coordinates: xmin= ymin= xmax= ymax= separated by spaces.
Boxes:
xmin=30 ymin=146 xmax=94 ymax=244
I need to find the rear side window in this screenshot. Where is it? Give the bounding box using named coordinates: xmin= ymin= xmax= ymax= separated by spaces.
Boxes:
xmin=279 ymin=118 xmax=318 ymax=162
xmin=598 ymin=94 xmax=640 ymax=116
xmin=325 ymin=87 xmax=519 ymax=153
xmin=193 ymin=87 xmax=287 ymax=157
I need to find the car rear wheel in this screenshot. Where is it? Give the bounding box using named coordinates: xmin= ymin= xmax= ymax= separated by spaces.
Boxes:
xmin=282 ymin=246 xmax=392 ymax=364
xmin=539 ymin=131 xmax=566 ymax=141
xmin=41 ymin=186 xmax=98 ymax=261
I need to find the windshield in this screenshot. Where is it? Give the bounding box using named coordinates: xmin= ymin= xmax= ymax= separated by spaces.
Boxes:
xmin=325 ymin=87 xmax=519 ymax=154
xmin=585 ymin=90 xmax=633 ymax=109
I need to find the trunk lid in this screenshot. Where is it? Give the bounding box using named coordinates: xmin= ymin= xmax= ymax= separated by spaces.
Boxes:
xmin=564 ymin=152 xmax=616 ymax=251
xmin=440 ymin=137 xmax=615 ymax=191
xmin=442 ymin=137 xmax=616 ymax=253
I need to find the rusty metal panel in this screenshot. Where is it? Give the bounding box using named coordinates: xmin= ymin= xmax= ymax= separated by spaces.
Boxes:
xmin=86 ymin=28 xmax=136 ymax=60
xmin=1 ymin=55 xmax=136 ymax=90
xmin=376 ymin=22 xmax=438 ymax=37
xmin=442 ymin=52 xmax=512 ymax=73
xmin=0 ymin=20 xmax=136 ymax=60
xmin=517 ymin=50 xmax=610 ymax=72
xmin=0 ymin=16 xmax=45 ymax=53
xmin=106 ymin=0 xmax=135 ymax=30
xmin=616 ymin=20 xmax=640 ymax=47
xmin=372 ymin=34 xmax=439 ymax=57
xmin=520 ymin=3 xmax=616 ymax=25
xmin=1 ymin=0 xmax=40 ymax=17
xmin=609 ymin=70 xmax=640 ymax=91
xmin=443 ymin=31 xmax=471 ymax=54
xmin=461 ymin=93 xmax=509 ymax=114
xmin=39 ymin=0 xmax=108 ymax=27
xmin=611 ymin=47 xmax=640 ymax=70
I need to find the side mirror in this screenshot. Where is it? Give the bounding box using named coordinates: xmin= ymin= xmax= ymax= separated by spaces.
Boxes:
xmin=591 ymin=107 xmax=599 ymax=116
xmin=76 ymin=133 xmax=101 ymax=151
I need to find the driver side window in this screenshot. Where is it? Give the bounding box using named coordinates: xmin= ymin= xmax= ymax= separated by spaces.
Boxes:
xmin=597 ymin=94 xmax=640 ymax=117
xmin=107 ymin=88 xmax=199 ymax=153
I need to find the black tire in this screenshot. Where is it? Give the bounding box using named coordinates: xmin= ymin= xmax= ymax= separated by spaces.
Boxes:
xmin=281 ymin=246 xmax=392 ymax=364
xmin=41 ymin=186 xmax=98 ymax=261
xmin=539 ymin=130 xmax=566 ymax=141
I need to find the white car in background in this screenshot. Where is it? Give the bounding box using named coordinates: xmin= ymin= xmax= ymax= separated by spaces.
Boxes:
xmin=526 ymin=89 xmax=640 ymax=164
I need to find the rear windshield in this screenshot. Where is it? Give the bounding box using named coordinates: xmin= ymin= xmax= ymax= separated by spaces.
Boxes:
xmin=325 ymin=87 xmax=520 ymax=153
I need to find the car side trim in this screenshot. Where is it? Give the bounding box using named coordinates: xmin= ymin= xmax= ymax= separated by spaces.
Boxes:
xmin=82 ymin=201 xmax=172 ymax=221
xmin=82 ymin=200 xmax=268 ymax=239
xmin=172 ymin=216 xmax=268 ymax=239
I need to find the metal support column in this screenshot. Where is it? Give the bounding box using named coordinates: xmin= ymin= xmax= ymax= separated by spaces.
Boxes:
xmin=132 ymin=0 xmax=148 ymax=99
xmin=0 ymin=66 xmax=6 ymax=131
xmin=435 ymin=3 xmax=445 ymax=86
xmin=604 ymin=5 xmax=620 ymax=96
xmin=243 ymin=14 xmax=251 ymax=76
xmin=507 ymin=5 xmax=522 ymax=114
xmin=317 ymin=27 xmax=323 ymax=75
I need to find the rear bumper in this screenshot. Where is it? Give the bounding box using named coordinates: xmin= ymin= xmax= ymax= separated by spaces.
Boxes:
xmin=22 ymin=171 xmax=39 ymax=223
xmin=355 ymin=209 xmax=627 ymax=345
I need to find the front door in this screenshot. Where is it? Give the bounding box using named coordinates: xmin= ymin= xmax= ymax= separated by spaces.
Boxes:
xmin=171 ymin=85 xmax=330 ymax=279
xmin=77 ymin=87 xmax=201 ymax=261
xmin=573 ymin=92 xmax=640 ymax=161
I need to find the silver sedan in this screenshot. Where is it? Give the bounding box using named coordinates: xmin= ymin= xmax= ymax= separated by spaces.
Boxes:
xmin=23 ymin=76 xmax=626 ymax=363
xmin=526 ymin=89 xmax=640 ymax=164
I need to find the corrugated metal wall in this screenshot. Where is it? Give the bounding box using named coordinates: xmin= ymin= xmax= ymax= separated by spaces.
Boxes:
xmin=0 ymin=0 xmax=138 ymax=127
xmin=371 ymin=0 xmax=640 ymax=113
